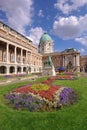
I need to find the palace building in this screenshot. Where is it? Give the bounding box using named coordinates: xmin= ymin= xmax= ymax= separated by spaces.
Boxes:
xmin=0 ymin=21 xmax=87 ymax=75
xmin=38 ymin=33 xmax=80 ymax=72
xmin=0 ymin=21 xmax=42 ymax=75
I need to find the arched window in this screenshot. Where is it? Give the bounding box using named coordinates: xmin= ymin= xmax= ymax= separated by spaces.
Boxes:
xmin=17 ymin=66 xmax=21 ymax=73
xmin=23 ymin=67 xmax=26 ymax=72
xmin=10 ymin=66 xmax=15 ymax=73
xmin=28 ymin=67 xmax=31 ymax=72
xmin=67 ymin=61 xmax=73 ymax=70
xmin=0 ymin=66 xmax=7 ymax=74
xmin=85 ymin=64 xmax=87 ymax=72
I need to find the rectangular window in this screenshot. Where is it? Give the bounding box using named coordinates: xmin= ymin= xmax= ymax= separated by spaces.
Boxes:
xmin=11 ymin=54 xmax=15 ymax=62
xmin=3 ymin=53 xmax=6 ymax=62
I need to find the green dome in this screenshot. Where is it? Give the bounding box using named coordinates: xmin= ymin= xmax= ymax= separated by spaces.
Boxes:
xmin=40 ymin=33 xmax=52 ymax=43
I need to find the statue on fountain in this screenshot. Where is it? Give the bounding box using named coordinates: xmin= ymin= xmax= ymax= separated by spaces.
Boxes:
xmin=42 ymin=56 xmax=56 ymax=76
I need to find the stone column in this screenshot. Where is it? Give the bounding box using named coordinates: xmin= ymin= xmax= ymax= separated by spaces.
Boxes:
xmin=26 ymin=50 xmax=27 ymax=64
xmin=21 ymin=66 xmax=23 ymax=74
xmin=30 ymin=52 xmax=32 ymax=73
xmin=6 ymin=43 xmax=9 ymax=62
xmin=76 ymin=54 xmax=80 ymax=72
xmin=64 ymin=56 xmax=67 ymax=67
xmin=30 ymin=52 xmax=32 ymax=65
xmin=63 ymin=56 xmax=65 ymax=67
xmin=76 ymin=55 xmax=80 ymax=66
xmin=73 ymin=55 xmax=76 ymax=67
xmin=15 ymin=46 xmax=17 ymax=63
xmin=15 ymin=66 xmax=17 ymax=74
xmin=21 ymin=48 xmax=23 ymax=64
xmin=6 ymin=66 xmax=9 ymax=75
xmin=27 ymin=51 xmax=32 ymax=65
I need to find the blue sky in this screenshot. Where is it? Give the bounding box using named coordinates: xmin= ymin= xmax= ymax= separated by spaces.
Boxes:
xmin=0 ymin=0 xmax=87 ymax=55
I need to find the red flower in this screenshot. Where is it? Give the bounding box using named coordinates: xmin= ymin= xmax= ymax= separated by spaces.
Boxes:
xmin=12 ymin=84 xmax=61 ymax=101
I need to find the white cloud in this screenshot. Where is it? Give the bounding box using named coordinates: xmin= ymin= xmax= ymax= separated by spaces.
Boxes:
xmin=38 ymin=10 xmax=44 ymax=17
xmin=53 ymin=14 xmax=87 ymax=39
xmin=0 ymin=0 xmax=34 ymax=34
xmin=75 ymin=36 xmax=87 ymax=47
xmin=80 ymin=48 xmax=85 ymax=53
xmin=79 ymin=48 xmax=87 ymax=55
xmin=28 ymin=27 xmax=45 ymax=45
xmin=54 ymin=0 xmax=87 ymax=14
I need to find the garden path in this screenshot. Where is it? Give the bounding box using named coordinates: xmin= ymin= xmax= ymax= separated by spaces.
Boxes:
xmin=0 ymin=75 xmax=38 ymax=87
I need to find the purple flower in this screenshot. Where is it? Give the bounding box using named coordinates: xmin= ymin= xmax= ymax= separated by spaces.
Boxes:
xmin=58 ymin=88 xmax=77 ymax=106
xmin=5 ymin=93 xmax=44 ymax=111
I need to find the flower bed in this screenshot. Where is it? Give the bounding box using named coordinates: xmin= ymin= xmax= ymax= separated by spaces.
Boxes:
xmin=41 ymin=77 xmax=55 ymax=84
xmin=41 ymin=75 xmax=77 ymax=85
xmin=5 ymin=83 xmax=78 ymax=112
xmin=55 ymin=75 xmax=77 ymax=80
xmin=63 ymin=72 xmax=77 ymax=76
xmin=4 ymin=74 xmax=26 ymax=78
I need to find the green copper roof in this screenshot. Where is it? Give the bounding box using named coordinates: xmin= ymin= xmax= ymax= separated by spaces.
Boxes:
xmin=62 ymin=48 xmax=78 ymax=53
xmin=40 ymin=33 xmax=52 ymax=43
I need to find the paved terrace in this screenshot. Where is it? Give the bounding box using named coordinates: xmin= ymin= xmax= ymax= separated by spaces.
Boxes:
xmin=0 ymin=75 xmax=39 ymax=87
xmin=0 ymin=72 xmax=87 ymax=87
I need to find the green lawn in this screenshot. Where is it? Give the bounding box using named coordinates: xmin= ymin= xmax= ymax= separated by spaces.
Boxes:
xmin=0 ymin=77 xmax=87 ymax=130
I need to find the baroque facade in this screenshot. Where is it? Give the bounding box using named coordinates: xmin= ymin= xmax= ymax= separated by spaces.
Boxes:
xmin=39 ymin=33 xmax=81 ymax=72
xmin=0 ymin=21 xmax=42 ymax=75
xmin=0 ymin=21 xmax=87 ymax=75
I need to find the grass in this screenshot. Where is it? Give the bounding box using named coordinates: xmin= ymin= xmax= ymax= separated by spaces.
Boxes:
xmin=0 ymin=77 xmax=87 ymax=130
